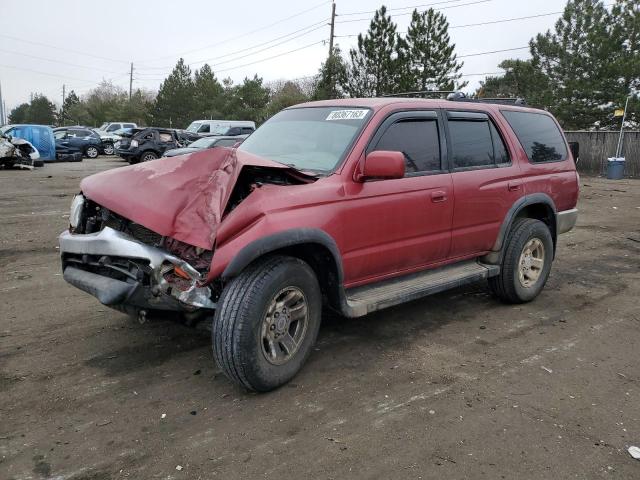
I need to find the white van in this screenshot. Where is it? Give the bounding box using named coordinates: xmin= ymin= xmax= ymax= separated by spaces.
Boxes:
xmin=185 ymin=120 xmax=255 ymax=137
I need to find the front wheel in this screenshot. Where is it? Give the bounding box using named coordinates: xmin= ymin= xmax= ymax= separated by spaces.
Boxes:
xmin=488 ymin=218 xmax=553 ymax=304
xmin=212 ymin=255 xmax=322 ymax=392
xmin=85 ymin=146 xmax=99 ymax=158
xmin=102 ymin=143 xmax=114 ymax=155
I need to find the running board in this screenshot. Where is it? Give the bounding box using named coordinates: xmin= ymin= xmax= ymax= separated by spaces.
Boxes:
xmin=342 ymin=261 xmax=499 ymax=317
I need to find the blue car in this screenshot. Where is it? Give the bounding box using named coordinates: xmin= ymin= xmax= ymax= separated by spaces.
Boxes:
xmin=0 ymin=124 xmax=56 ymax=161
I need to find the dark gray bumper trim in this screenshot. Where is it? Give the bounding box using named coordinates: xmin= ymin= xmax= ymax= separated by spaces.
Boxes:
xmin=63 ymin=266 xmax=135 ymax=306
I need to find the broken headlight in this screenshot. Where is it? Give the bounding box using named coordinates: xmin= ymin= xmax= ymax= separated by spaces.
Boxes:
xmin=69 ymin=194 xmax=85 ymax=229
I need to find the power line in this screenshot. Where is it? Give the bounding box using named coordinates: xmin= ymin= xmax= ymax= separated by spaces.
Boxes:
xmin=0 ymin=48 xmax=126 ymax=75
xmin=136 ymin=0 xmax=331 ymax=64
xmin=457 ymin=46 xmax=529 ymax=58
xmin=336 ymin=0 xmax=491 ymax=24
xmin=0 ymin=63 xmax=110 ymax=84
xmin=137 ymin=21 xmax=328 ymax=74
xmin=206 ymin=40 xmax=326 ymax=74
xmin=339 ymin=0 xmax=464 ymax=17
xmin=0 ymin=33 xmax=129 ymax=64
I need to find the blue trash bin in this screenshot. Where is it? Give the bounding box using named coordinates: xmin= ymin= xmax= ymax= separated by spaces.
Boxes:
xmin=606 ymin=158 xmax=625 ymax=180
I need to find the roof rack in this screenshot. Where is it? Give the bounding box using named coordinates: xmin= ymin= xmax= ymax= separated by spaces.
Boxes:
xmin=446 ymin=91 xmax=527 ymax=105
xmin=381 ymin=90 xmax=527 ymax=106
xmin=382 ymin=90 xmax=455 ymax=98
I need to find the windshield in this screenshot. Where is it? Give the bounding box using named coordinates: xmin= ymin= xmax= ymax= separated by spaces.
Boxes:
xmin=186 ymin=122 xmax=203 ymax=133
xmin=188 ymin=137 xmax=218 ymax=148
xmin=239 ymin=107 xmax=370 ymax=173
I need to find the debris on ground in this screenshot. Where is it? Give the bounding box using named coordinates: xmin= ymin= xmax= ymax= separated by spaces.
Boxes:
xmin=176 ymin=465 xmax=183 ymax=471
xmin=629 ymin=446 xmax=640 ymax=460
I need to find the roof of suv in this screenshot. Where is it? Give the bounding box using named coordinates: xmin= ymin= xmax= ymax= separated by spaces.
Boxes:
xmin=294 ymin=97 xmax=548 ymax=115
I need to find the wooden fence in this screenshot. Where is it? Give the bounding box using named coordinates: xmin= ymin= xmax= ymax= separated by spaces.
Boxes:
xmin=564 ymin=130 xmax=639 ymax=177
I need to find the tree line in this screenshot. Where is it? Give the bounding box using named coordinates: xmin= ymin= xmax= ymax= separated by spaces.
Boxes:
xmin=7 ymin=0 xmax=638 ymax=131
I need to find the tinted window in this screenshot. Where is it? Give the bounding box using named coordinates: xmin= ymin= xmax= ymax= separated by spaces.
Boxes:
xmin=106 ymin=124 xmax=119 ymax=132
xmin=490 ymin=122 xmax=509 ymax=164
xmin=227 ymin=127 xmax=241 ymax=136
xmin=241 ymin=127 xmax=254 ymax=134
xmin=449 ymin=120 xmax=494 ymax=168
xmin=502 ymin=111 xmax=566 ymax=163
xmin=198 ymin=124 xmax=210 ymax=133
xmin=124 ymin=124 xmax=135 ymax=129
xmin=374 ymin=120 xmax=440 ymax=174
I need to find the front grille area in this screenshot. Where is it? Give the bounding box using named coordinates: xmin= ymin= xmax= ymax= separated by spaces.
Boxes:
xmin=77 ymin=200 xmax=163 ymax=248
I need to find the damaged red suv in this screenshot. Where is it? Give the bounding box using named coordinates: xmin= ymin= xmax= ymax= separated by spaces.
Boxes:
xmin=60 ymin=98 xmax=579 ymax=391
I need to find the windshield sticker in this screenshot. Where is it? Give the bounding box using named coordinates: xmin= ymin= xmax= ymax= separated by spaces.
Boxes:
xmin=325 ymin=109 xmax=368 ymax=121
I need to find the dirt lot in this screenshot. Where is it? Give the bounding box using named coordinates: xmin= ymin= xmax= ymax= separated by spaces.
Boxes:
xmin=1 ymin=157 xmax=639 ymax=479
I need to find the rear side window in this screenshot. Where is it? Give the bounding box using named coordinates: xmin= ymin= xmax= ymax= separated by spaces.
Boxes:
xmin=241 ymin=127 xmax=254 ymax=134
xmin=502 ymin=110 xmax=567 ymax=163
xmin=373 ymin=119 xmax=441 ymax=174
xmin=449 ymin=120 xmax=494 ymax=168
xmin=124 ymin=124 xmax=135 ymax=129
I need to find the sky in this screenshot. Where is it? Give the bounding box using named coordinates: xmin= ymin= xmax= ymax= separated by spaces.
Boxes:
xmin=0 ymin=0 xmax=571 ymax=112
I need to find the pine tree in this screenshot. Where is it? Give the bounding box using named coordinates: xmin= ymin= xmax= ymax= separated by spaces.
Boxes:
xmin=313 ymin=46 xmax=347 ymax=100
xmin=400 ymin=8 xmax=466 ymax=91
xmin=264 ymin=80 xmax=309 ymax=119
xmin=477 ymin=59 xmax=552 ymax=107
xmin=152 ymin=58 xmax=195 ymax=128
xmin=343 ymin=6 xmax=402 ymax=97
xmin=530 ymin=0 xmax=619 ymax=129
xmin=26 ymin=94 xmax=57 ymax=125
xmin=8 ymin=103 xmax=29 ymax=124
xmin=194 ymin=64 xmax=224 ymax=119
xmin=222 ymin=75 xmax=270 ymax=123
xmin=61 ymin=90 xmax=80 ymax=125
xmin=608 ymin=0 xmax=639 ymax=127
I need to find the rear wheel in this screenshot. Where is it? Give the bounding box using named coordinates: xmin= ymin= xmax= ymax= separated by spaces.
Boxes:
xmin=212 ymin=255 xmax=321 ymax=392
xmin=140 ymin=151 xmax=158 ymax=162
xmin=489 ymin=218 xmax=553 ymax=303
xmin=85 ymin=146 xmax=99 ymax=158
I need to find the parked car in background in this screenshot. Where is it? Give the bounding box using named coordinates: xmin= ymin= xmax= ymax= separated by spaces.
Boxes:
xmin=162 ymin=135 xmax=245 ymax=157
xmin=59 ymin=97 xmax=579 ymax=391
xmin=98 ymin=122 xmax=138 ymax=133
xmin=53 ymin=127 xmax=104 ymax=159
xmin=92 ymin=129 xmax=120 ymax=155
xmin=115 ymin=127 xmax=180 ymax=163
xmin=0 ymin=124 xmax=56 ymax=161
xmin=174 ymin=129 xmax=202 ymax=145
xmin=185 ymin=120 xmax=255 ymax=137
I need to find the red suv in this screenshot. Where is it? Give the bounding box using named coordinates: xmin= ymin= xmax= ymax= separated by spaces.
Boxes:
xmin=59 ymin=98 xmax=579 ymax=391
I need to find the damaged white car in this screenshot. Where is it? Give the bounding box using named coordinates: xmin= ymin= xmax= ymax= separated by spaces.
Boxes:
xmin=0 ymin=133 xmax=41 ymax=169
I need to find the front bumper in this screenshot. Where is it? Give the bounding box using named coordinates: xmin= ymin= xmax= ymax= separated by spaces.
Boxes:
xmin=59 ymin=227 xmax=216 ymax=311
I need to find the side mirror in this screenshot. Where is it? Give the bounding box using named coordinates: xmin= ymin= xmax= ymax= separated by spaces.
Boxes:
xmin=568 ymin=141 xmax=580 ymax=165
xmin=356 ymin=151 xmax=405 ymax=181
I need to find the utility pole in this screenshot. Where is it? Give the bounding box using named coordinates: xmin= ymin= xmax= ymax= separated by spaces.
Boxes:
xmin=129 ymin=62 xmax=134 ymax=101
xmin=329 ymin=1 xmax=336 ymax=54
xmin=0 ymin=81 xmax=4 ymax=125
xmin=61 ymin=84 xmax=66 ymax=125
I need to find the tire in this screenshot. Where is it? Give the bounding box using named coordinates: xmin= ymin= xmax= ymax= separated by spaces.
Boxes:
xmin=85 ymin=146 xmax=99 ymax=158
xmin=102 ymin=143 xmax=115 ymax=155
xmin=140 ymin=151 xmax=158 ymax=162
xmin=212 ymin=255 xmax=322 ymax=392
xmin=489 ymin=218 xmax=553 ymax=304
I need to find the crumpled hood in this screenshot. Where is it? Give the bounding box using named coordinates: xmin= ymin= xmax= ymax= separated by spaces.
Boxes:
xmin=80 ymin=148 xmax=288 ymax=250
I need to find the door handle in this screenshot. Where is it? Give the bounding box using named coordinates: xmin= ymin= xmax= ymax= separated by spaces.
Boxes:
xmin=508 ymin=181 xmax=521 ymax=192
xmin=431 ymin=190 xmax=447 ymax=203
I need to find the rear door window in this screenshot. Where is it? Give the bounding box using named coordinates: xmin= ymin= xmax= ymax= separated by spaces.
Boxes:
xmin=373 ymin=119 xmax=441 ymax=174
xmin=447 ymin=112 xmax=511 ymax=169
xmin=501 ymin=110 xmax=567 ymax=163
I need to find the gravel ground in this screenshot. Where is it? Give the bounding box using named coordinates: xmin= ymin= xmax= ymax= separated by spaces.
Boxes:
xmin=1 ymin=157 xmax=639 ymax=479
